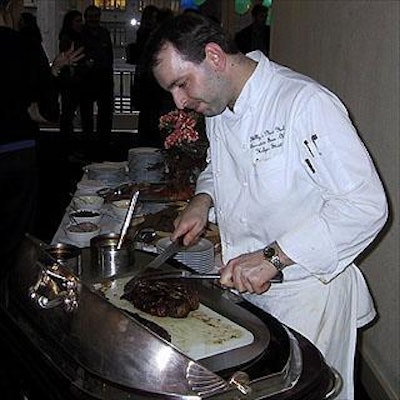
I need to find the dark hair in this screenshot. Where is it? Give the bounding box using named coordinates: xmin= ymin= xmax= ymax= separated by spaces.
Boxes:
xmin=140 ymin=5 xmax=159 ymax=28
xmin=19 ymin=12 xmax=42 ymax=42
xmin=84 ymin=5 xmax=101 ymax=18
xmin=59 ymin=10 xmax=82 ymax=39
xmin=146 ymin=12 xmax=238 ymax=69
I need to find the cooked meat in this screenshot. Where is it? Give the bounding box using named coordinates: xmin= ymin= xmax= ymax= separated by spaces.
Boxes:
xmin=124 ymin=311 xmax=171 ymax=342
xmin=122 ymin=278 xmax=200 ymax=318
xmin=138 ymin=206 xmax=180 ymax=233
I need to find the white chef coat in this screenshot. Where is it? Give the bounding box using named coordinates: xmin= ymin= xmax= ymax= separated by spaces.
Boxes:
xmin=195 ymin=51 xmax=388 ymax=399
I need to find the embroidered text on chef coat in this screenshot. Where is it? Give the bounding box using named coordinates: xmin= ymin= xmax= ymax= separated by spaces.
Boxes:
xmin=250 ymin=125 xmax=286 ymax=160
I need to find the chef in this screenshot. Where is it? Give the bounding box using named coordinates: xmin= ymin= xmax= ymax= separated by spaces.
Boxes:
xmin=146 ymin=13 xmax=388 ymax=400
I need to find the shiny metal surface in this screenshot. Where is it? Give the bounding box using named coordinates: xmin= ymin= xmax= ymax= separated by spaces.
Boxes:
xmin=28 ymin=261 xmax=80 ymax=312
xmin=25 ymin=234 xmax=82 ymax=276
xmin=123 ymin=240 xmax=181 ymax=293
xmin=90 ymin=233 xmax=135 ymax=279
xmin=116 ymin=190 xmax=140 ymax=249
xmin=2 ymin=238 xmax=325 ymax=399
xmin=46 ymin=243 xmax=82 ymax=276
xmin=325 ymin=368 xmax=343 ymax=399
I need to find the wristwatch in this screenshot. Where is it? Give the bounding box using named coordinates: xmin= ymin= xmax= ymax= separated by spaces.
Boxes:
xmin=263 ymin=246 xmax=286 ymax=272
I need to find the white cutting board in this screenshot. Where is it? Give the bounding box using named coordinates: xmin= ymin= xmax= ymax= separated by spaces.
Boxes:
xmin=95 ymin=276 xmax=254 ymax=360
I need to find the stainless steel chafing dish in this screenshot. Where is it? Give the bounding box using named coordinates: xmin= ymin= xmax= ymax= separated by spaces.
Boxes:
xmin=0 ymin=238 xmax=341 ymax=399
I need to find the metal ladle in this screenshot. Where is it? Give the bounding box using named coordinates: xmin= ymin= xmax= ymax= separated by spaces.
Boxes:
xmin=116 ymin=190 xmax=140 ymax=250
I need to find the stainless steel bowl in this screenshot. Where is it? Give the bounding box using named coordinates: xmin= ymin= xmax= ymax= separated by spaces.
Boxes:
xmin=46 ymin=243 xmax=82 ymax=276
xmin=90 ymin=233 xmax=135 ymax=279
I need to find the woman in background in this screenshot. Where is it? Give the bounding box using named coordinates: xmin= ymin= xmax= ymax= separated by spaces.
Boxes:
xmin=58 ymin=9 xmax=86 ymax=154
xmin=0 ymin=0 xmax=82 ymax=280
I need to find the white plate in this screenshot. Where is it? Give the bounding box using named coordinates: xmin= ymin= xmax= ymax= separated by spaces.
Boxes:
xmin=156 ymin=237 xmax=214 ymax=273
xmin=157 ymin=237 xmax=213 ymax=253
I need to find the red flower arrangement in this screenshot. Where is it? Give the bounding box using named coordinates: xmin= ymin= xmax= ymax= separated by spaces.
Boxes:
xmin=159 ymin=109 xmax=208 ymax=195
xmin=161 ymin=109 xmax=199 ymax=149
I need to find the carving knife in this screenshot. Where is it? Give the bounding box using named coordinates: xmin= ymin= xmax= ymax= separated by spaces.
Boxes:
xmin=123 ymin=239 xmax=182 ymax=293
xmin=140 ymin=269 xmax=284 ymax=283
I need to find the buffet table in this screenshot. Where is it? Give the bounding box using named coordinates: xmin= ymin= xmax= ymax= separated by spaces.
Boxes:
xmin=0 ymin=163 xmax=342 ymax=399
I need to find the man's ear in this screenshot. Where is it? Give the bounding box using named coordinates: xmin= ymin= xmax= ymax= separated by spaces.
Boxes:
xmin=204 ymin=42 xmax=226 ymax=72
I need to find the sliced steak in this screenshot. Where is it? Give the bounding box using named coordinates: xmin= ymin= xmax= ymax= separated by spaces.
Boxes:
xmin=122 ymin=278 xmax=200 ymax=318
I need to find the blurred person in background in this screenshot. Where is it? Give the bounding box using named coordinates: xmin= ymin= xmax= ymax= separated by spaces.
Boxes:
xmin=80 ymin=5 xmax=113 ymax=160
xmin=135 ymin=4 xmax=159 ymax=62
xmin=130 ymin=4 xmax=159 ymax=112
xmin=58 ymin=10 xmax=88 ymax=158
xmin=132 ymin=6 xmax=175 ymax=147
xmin=18 ymin=11 xmax=42 ymax=43
xmin=235 ymin=4 xmax=270 ymax=56
xmin=0 ymin=0 xmax=82 ymax=279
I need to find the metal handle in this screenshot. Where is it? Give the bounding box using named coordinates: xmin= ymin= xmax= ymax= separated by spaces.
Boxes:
xmin=325 ymin=368 xmax=343 ymax=399
xmin=28 ymin=261 xmax=80 ymax=313
xmin=117 ymin=190 xmax=140 ymax=249
xmin=229 ymin=371 xmax=252 ymax=395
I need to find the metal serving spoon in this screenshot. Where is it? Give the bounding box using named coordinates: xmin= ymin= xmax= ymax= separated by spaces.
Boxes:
xmin=117 ymin=190 xmax=140 ymax=250
xmin=136 ymin=227 xmax=157 ymax=244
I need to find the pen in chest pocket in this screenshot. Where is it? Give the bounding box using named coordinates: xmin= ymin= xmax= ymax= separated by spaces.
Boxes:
xmin=311 ymin=134 xmax=322 ymax=155
xmin=305 ymin=158 xmax=316 ymax=174
xmin=303 ymin=139 xmax=314 ymax=157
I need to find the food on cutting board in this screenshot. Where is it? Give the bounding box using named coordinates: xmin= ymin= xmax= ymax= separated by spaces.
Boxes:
xmin=122 ymin=278 xmax=200 ymax=318
xmin=123 ymin=310 xmax=171 ymax=342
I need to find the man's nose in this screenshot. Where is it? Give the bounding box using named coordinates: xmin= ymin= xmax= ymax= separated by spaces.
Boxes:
xmin=173 ymin=90 xmax=187 ymax=110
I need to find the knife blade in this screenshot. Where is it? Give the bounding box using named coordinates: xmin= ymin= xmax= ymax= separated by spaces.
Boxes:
xmin=123 ymin=239 xmax=182 ymax=293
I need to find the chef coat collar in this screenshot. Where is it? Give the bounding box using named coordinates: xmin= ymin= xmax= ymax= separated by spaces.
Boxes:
xmin=222 ymin=50 xmax=272 ymax=119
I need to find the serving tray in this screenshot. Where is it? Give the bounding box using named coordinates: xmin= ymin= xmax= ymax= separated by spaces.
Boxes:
xmin=96 ymin=274 xmax=254 ymax=361
xmin=90 ymin=250 xmax=271 ymax=372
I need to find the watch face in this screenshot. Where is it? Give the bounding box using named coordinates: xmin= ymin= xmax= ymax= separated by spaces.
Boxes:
xmin=264 ymin=246 xmax=275 ymax=259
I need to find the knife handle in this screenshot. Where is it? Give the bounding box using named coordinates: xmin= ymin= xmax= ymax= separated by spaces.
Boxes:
xmin=271 ymin=270 xmax=283 ymax=283
xmin=195 ymin=271 xmax=283 ymax=283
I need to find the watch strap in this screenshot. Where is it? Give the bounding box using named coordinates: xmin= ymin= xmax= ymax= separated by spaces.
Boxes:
xmin=263 ymin=246 xmax=286 ymax=272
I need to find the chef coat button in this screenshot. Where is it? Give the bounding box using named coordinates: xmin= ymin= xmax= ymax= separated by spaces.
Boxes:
xmin=243 ymin=181 xmax=248 ymax=187
xmin=240 ymin=217 xmax=246 ymax=223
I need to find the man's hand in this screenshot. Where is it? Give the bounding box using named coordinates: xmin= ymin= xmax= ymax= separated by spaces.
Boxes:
xmin=171 ymin=193 xmax=212 ymax=246
xmin=220 ymin=250 xmax=283 ymax=294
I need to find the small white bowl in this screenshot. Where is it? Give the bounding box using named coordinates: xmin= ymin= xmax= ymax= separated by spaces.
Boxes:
xmin=69 ymin=209 xmax=102 ymax=225
xmin=111 ymin=199 xmax=130 ymax=219
xmin=111 ymin=199 xmax=143 ymax=220
xmin=73 ymin=195 xmax=104 ymax=211
xmin=65 ymin=222 xmax=100 ymax=246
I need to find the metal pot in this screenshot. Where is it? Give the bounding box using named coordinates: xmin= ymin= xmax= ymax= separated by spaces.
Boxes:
xmin=46 ymin=243 xmax=82 ymax=276
xmin=90 ymin=233 xmax=135 ymax=279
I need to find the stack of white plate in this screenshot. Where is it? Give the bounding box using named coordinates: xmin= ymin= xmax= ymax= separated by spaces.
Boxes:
xmin=156 ymin=237 xmax=215 ymax=274
xmin=128 ymin=147 xmax=165 ymax=184
xmin=85 ymin=163 xmax=127 ymax=186
xmin=76 ymin=179 xmax=105 ymax=195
